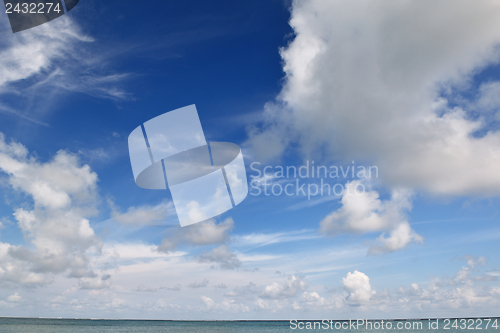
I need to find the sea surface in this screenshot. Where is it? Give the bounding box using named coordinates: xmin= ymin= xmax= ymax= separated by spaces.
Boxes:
xmin=0 ymin=318 xmax=499 ymax=333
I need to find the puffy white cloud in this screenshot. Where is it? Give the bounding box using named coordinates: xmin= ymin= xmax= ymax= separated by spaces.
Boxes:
xmin=319 ymin=181 xmax=423 ymax=254
xmin=391 ymin=262 xmax=500 ymax=313
xmin=7 ymin=292 xmax=22 ymax=303
xmin=301 ymin=291 xmax=329 ymax=308
xmin=369 ymin=222 xmax=423 ymax=255
xmin=198 ymin=245 xmax=241 ymax=270
xmin=1 ymin=233 xmax=496 ymax=318
xmin=201 ymin=295 xmax=214 ymax=308
xmin=247 ymin=0 xmax=500 ymax=196
xmin=183 ymin=218 xmax=234 ymax=245
xmin=157 ymin=217 xmax=234 ymax=252
xmin=320 ymin=182 xmax=410 ymax=234
xmin=200 ymin=296 xmax=250 ymax=313
xmin=0 ymin=134 xmax=103 ymax=288
xmin=261 ymin=275 xmax=307 ymax=299
xmin=343 ymin=270 xmax=375 ymax=305
xmin=256 ymin=298 xmax=289 ymax=312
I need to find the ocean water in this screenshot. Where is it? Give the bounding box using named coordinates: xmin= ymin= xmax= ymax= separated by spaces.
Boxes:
xmin=0 ymin=318 xmax=499 ymax=333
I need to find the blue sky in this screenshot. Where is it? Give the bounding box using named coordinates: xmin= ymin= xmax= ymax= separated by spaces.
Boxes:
xmin=1 ymin=0 xmax=500 ymax=320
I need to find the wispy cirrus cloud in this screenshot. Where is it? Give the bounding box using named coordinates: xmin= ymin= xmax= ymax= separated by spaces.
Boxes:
xmin=232 ymin=229 xmax=320 ymax=248
xmin=0 ymin=16 xmax=130 ymax=125
xmin=109 ymin=200 xmax=171 ymax=227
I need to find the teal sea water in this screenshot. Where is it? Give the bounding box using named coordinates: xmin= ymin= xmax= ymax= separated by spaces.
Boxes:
xmin=0 ymin=318 xmax=499 ymax=333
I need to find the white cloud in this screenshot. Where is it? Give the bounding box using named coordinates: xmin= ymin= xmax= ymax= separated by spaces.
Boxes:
xmin=476 ymin=81 xmax=500 ymax=115
xmin=343 ymin=270 xmax=375 ymax=305
xmin=0 ymin=227 xmax=496 ymax=319
xmin=0 ymin=16 xmax=129 ymax=125
xmin=261 ymin=275 xmax=307 ymax=299
xmin=188 ymin=279 xmax=209 ymax=289
xmin=0 ymin=134 xmax=103 ymax=288
xmin=319 ymin=181 xmax=423 ymax=254
xmin=233 ymin=229 xmax=319 ymax=248
xmin=79 ymin=276 xmax=111 ymax=290
xmin=461 ymin=255 xmax=487 ymax=269
xmin=157 ymin=217 xmax=234 ymax=252
xmin=248 ymin=262 xmax=500 ymax=314
xmin=369 ymin=222 xmax=423 ymax=255
xmin=100 ymin=243 xmax=184 ymax=261
xmin=135 ymin=285 xmax=159 ymax=292
xmin=110 ymin=200 xmax=171 ymax=226
xmin=167 ymin=284 xmax=182 ymax=291
xmin=183 ymin=218 xmax=234 ymax=245
xmin=170 ymin=259 xmax=500 ymax=316
xmin=301 ymin=291 xmax=328 ymax=306
xmin=246 ymin=0 xmax=500 ymax=196
xmin=198 ymin=245 xmax=241 ymax=270
xmin=7 ymin=292 xmax=22 ymax=303
xmin=0 ymin=18 xmax=91 ymax=89
xmin=391 ymin=263 xmax=500 ymax=314
xmin=201 ymin=295 xmax=214 ymax=308
xmin=226 ymin=282 xmax=259 ymax=298
xmin=200 ymin=296 xmax=250 ymax=313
